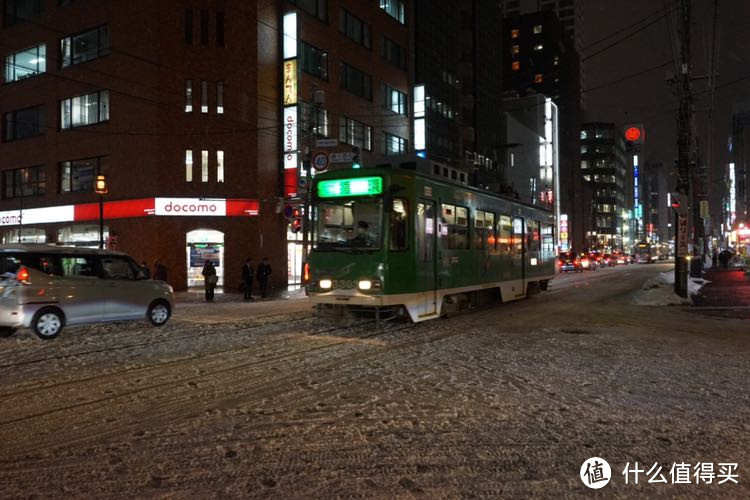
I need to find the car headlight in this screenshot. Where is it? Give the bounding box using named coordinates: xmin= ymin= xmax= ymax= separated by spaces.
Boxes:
xmin=319 ymin=279 xmax=332 ymax=289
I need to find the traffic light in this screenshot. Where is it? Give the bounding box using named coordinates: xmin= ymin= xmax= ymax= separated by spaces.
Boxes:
xmin=352 ymin=146 xmax=360 ymax=169
xmin=290 ymin=207 xmax=302 ymax=233
xmin=670 ymin=192 xmax=687 ymax=216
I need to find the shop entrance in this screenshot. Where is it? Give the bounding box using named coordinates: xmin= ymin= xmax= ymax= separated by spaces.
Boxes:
xmin=58 ymin=225 xmax=109 ymax=248
xmin=2 ymin=228 xmax=46 ymax=243
xmin=186 ymin=229 xmax=224 ymax=288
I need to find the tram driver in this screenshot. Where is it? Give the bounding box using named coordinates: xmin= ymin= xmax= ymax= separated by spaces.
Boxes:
xmin=349 ymin=220 xmax=375 ymax=247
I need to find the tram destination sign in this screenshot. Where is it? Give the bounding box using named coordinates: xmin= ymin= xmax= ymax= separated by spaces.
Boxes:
xmin=317 ymin=177 xmax=383 ymax=198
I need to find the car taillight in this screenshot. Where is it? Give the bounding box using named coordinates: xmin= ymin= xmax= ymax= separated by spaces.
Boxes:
xmin=303 ymin=262 xmax=310 ymax=283
xmin=16 ymin=266 xmax=30 ymax=283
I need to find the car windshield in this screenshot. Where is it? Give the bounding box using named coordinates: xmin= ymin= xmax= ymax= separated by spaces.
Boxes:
xmin=315 ymin=198 xmax=382 ymax=251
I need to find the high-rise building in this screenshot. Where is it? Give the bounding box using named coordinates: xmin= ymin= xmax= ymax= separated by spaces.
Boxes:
xmin=728 ymin=103 xmax=750 ymax=230
xmin=580 ymin=123 xmax=627 ymax=250
xmin=0 ymin=0 xmax=410 ymax=290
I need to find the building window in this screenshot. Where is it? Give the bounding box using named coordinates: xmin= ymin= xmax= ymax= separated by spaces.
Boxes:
xmin=534 ymin=73 xmax=543 ymax=83
xmin=3 ymin=105 xmax=43 ymax=141
xmin=383 ymin=37 xmax=406 ymax=70
xmin=201 ymin=81 xmax=208 ymax=113
xmin=3 ymin=165 xmax=45 ymax=198
xmin=511 ymin=28 xmax=520 ymax=39
xmin=553 ymin=56 xmax=560 ymax=66
xmin=185 ymin=150 xmax=193 ymax=182
xmin=216 ymin=81 xmax=224 ymax=114
xmin=384 ymin=85 xmax=406 ymax=115
xmin=60 ymin=90 xmax=109 ymax=129
xmin=379 ymin=0 xmax=405 ymax=24
xmin=512 ymin=61 xmax=520 ymax=71
xmin=288 ymin=0 xmax=327 ymax=22
xmin=339 ymin=116 xmax=372 ymax=151
xmin=60 ymin=25 xmax=109 ymax=67
xmin=216 ymin=11 xmax=224 ymax=47
xmin=533 ymin=43 xmax=543 ymax=51
xmin=60 ymin=156 xmax=107 ymax=193
xmin=216 ymin=150 xmax=224 ymax=182
xmin=533 ymin=24 xmax=543 ymax=34
xmin=199 ymin=9 xmax=208 ymax=46
xmin=185 ymin=9 xmax=193 ymax=44
xmin=339 ymin=9 xmax=370 ymax=48
xmin=340 ymin=63 xmax=372 ymax=100
xmin=311 ymin=106 xmax=328 ymax=136
xmin=511 ymin=45 xmax=519 ymax=56
xmin=300 ymin=41 xmax=328 ymax=80
xmin=4 ymin=44 xmax=45 ymax=82
xmin=185 ymin=80 xmax=193 ymax=112
xmin=3 ymin=0 xmax=42 ymax=27
xmin=201 ymin=149 xmax=208 ymax=182
xmin=384 ymin=132 xmax=406 ymax=155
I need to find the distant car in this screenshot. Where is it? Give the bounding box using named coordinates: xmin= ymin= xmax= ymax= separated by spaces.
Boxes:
xmin=0 ymin=244 xmax=175 ymax=339
xmin=585 ymin=252 xmax=599 ymax=270
xmin=558 ymin=251 xmax=582 ymax=273
xmin=613 ymin=252 xmax=629 ymax=265
xmin=602 ymin=253 xmax=617 ymax=267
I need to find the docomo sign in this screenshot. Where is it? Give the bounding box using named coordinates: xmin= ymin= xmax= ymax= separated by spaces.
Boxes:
xmin=283 ymin=106 xmax=297 ymax=152
xmin=155 ymin=198 xmax=226 ymax=216
xmin=0 ymin=206 xmax=75 ymax=227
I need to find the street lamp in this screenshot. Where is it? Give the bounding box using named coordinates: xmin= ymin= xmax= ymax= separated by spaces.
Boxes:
xmin=94 ymin=174 xmax=108 ymax=249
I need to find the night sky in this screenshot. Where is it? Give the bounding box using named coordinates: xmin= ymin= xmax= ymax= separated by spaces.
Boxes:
xmin=583 ymin=0 xmax=750 ymax=218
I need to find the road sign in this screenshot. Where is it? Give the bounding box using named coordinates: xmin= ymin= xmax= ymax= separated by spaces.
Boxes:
xmin=677 ymin=215 xmax=688 ymax=257
xmin=298 ymin=176 xmax=309 ymax=189
xmin=330 ymin=152 xmax=355 ymax=163
xmin=312 ymin=152 xmax=329 ymax=171
xmin=315 ymin=139 xmax=338 ymax=148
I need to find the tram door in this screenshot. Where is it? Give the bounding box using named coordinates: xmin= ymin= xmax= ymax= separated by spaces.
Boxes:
xmin=512 ymin=217 xmax=525 ymax=297
xmin=416 ymin=201 xmax=437 ymax=316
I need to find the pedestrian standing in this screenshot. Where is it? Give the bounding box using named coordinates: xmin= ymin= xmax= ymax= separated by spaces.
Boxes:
xmin=241 ymin=258 xmax=254 ymax=301
xmin=153 ymin=260 xmax=168 ymax=281
xmin=202 ymin=260 xmax=217 ymax=302
xmin=257 ymin=257 xmax=272 ymax=298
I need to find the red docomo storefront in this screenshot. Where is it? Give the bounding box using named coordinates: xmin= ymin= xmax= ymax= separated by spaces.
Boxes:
xmin=0 ymin=197 xmax=278 ymax=292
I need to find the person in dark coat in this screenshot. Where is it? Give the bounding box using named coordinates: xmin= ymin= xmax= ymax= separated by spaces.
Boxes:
xmin=241 ymin=258 xmax=254 ymax=301
xmin=153 ymin=260 xmax=168 ymax=281
xmin=140 ymin=261 xmax=151 ymax=279
xmin=719 ymin=249 xmax=732 ymax=270
xmin=257 ymin=257 xmax=272 ymax=298
xmin=202 ymin=260 xmax=217 ymax=302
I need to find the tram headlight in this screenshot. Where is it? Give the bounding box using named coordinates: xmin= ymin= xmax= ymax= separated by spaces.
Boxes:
xmin=319 ymin=279 xmax=332 ymax=289
xmin=358 ymin=280 xmax=372 ymax=290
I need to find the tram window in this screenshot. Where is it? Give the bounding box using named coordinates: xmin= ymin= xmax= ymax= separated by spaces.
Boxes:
xmin=389 ymin=198 xmax=408 ymax=251
xmin=474 ymin=210 xmax=485 ymax=249
xmin=512 ymin=218 xmax=524 ymax=255
xmin=485 ymin=212 xmax=496 ymax=249
xmin=527 ymin=220 xmax=540 ymax=252
xmin=440 ymin=203 xmax=468 ymax=249
xmin=416 ymin=202 xmax=434 ymax=262
xmin=316 ymin=199 xmax=382 ymax=250
xmin=498 ymin=215 xmax=512 ymax=255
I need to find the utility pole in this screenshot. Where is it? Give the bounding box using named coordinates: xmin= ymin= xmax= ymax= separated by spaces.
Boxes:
xmin=674 ymin=0 xmax=692 ymax=298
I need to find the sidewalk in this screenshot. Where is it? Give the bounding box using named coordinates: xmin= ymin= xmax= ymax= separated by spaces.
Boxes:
xmin=172 ymin=288 xmax=312 ymax=324
xmin=693 ymin=269 xmax=750 ymax=319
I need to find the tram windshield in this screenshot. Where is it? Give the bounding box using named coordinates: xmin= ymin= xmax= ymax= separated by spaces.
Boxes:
xmin=315 ymin=199 xmax=382 ymax=251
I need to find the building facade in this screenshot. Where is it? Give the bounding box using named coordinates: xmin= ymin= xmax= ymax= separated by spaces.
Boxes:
xmin=580 ymin=122 xmax=627 ymax=250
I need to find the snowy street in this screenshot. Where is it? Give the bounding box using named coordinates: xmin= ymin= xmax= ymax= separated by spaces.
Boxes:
xmin=0 ymin=263 xmax=748 ymax=498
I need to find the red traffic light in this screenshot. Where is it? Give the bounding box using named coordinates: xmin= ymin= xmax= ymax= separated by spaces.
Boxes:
xmin=625 ymin=127 xmax=641 ymax=142
xmin=291 ymin=217 xmax=302 ymax=233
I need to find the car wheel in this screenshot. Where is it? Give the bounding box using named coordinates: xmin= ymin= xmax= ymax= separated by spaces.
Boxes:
xmin=148 ymin=300 xmax=171 ymax=326
xmin=32 ymin=307 xmax=64 ymax=340
xmin=0 ymin=326 xmax=17 ymax=337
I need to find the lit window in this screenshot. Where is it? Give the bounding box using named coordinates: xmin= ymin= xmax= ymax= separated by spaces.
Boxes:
xmin=201 ymin=81 xmax=208 ymax=113
xmin=534 ymin=44 xmax=543 ymax=51
xmin=379 ymin=0 xmax=405 ymax=24
xmin=533 ymin=25 xmax=543 ymax=34
xmin=60 ymin=91 xmax=109 ymax=129
xmin=511 ymin=28 xmax=520 ymax=39
xmin=4 ymin=44 xmax=46 ymax=82
xmin=201 ymin=150 xmax=208 ymax=182
xmin=512 ymin=45 xmax=520 ymax=56
xmin=185 ymin=150 xmax=193 ymax=182
xmin=512 ymin=61 xmax=520 ymax=71
xmin=185 ymin=80 xmax=193 ymax=112
xmin=60 ymin=25 xmax=109 ymax=67
xmin=216 ymin=150 xmax=224 ymax=182
xmin=216 ymin=81 xmax=224 ymax=114
xmin=534 ymin=73 xmax=543 ymax=83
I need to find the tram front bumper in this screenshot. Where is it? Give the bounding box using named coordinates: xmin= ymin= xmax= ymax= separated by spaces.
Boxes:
xmin=309 ymin=289 xmax=388 ymax=306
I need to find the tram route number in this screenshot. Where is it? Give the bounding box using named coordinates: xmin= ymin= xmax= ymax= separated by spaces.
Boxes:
xmin=330 ymin=279 xmax=357 ymax=289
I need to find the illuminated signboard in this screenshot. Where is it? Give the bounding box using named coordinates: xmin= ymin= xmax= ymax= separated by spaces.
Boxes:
xmin=317 ymin=177 xmax=383 ymax=198
xmin=283 ymin=59 xmax=298 ymax=105
xmin=283 ymin=106 xmax=297 ymax=152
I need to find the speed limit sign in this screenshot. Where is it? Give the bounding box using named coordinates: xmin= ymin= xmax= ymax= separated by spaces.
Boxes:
xmin=312 ymin=152 xmax=329 ymax=171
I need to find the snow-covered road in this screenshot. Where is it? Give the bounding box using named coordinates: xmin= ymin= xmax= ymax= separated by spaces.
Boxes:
xmin=1 ymin=264 xmax=748 ymax=498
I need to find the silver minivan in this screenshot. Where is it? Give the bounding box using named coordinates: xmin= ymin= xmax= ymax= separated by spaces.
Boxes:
xmin=0 ymin=244 xmax=174 ymax=339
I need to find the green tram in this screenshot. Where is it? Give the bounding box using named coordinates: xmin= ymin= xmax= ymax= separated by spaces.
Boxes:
xmin=306 ymin=165 xmax=556 ymax=322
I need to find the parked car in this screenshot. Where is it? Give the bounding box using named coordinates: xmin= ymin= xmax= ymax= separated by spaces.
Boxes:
xmin=558 ymin=251 xmax=582 ymax=273
xmin=0 ymin=244 xmax=174 ymax=339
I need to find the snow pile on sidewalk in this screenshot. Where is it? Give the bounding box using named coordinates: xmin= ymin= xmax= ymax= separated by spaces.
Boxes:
xmin=632 ymin=271 xmax=710 ymax=306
